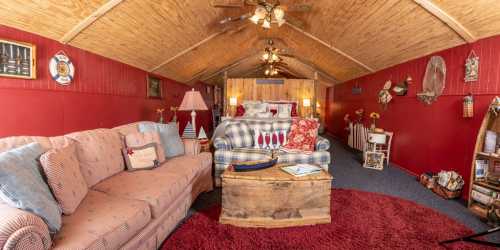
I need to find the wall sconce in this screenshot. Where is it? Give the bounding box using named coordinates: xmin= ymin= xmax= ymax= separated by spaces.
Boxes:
xmin=229 ymin=97 xmax=237 ymax=117
xmin=303 ymin=98 xmax=311 ymax=118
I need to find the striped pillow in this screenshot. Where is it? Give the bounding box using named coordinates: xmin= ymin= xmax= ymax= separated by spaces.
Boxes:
xmin=40 ymin=143 xmax=88 ymax=215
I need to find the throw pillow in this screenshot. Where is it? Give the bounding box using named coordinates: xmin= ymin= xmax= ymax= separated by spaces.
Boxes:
xmin=138 ymin=122 xmax=184 ymax=158
xmin=255 ymin=112 xmax=273 ymax=118
xmin=235 ymin=105 xmax=245 ymax=117
xmin=122 ymin=143 xmax=160 ymax=171
xmin=125 ymin=131 xmax=166 ymax=163
xmin=40 ymin=143 xmax=88 ymax=215
xmin=243 ymin=102 xmax=268 ymax=117
xmin=225 ymin=122 xmax=253 ymax=148
xmin=0 ymin=143 xmax=62 ymax=233
xmin=276 ymin=104 xmax=292 ymax=118
xmin=282 ymin=119 xmax=319 ymax=153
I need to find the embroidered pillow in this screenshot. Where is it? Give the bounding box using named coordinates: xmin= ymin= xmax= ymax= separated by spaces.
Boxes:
xmin=122 ymin=143 xmax=160 ymax=171
xmin=40 ymin=143 xmax=88 ymax=215
xmin=0 ymin=143 xmax=62 ymax=234
xmin=282 ymin=119 xmax=319 ymax=153
xmin=276 ymin=104 xmax=292 ymax=118
xmin=225 ymin=122 xmax=253 ymax=148
xmin=125 ymin=131 xmax=166 ymax=163
xmin=243 ymin=102 xmax=268 ymax=117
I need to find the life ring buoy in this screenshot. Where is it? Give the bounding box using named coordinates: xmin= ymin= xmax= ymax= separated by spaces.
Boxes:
xmin=49 ymin=53 xmax=74 ymax=85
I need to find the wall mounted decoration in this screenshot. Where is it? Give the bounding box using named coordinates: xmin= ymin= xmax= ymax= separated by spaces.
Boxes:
xmin=352 ymin=83 xmax=362 ymax=95
xmin=147 ymin=74 xmax=163 ymax=99
xmin=465 ymin=50 xmax=479 ymax=82
xmin=378 ymin=80 xmax=393 ymax=110
xmin=417 ymin=56 xmax=446 ymax=105
xmin=463 ymin=94 xmax=474 ymax=118
xmin=392 ymin=76 xmax=412 ymax=96
xmin=0 ymin=39 xmax=36 ymax=79
xmin=49 ymin=51 xmax=74 ymax=85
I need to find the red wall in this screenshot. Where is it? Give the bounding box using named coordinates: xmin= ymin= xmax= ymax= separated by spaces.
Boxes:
xmin=327 ymin=35 xmax=500 ymax=198
xmin=0 ymin=25 xmax=214 ymax=137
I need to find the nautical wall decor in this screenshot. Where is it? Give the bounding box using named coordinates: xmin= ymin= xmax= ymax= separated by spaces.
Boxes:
xmin=465 ymin=50 xmax=479 ymax=82
xmin=378 ymin=80 xmax=393 ymax=110
xmin=49 ymin=51 xmax=74 ymax=85
xmin=0 ymin=39 xmax=36 ymax=79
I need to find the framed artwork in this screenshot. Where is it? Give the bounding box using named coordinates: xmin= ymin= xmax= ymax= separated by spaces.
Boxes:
xmin=0 ymin=39 xmax=36 ymax=79
xmin=147 ymin=74 xmax=163 ymax=99
xmin=363 ymin=152 xmax=385 ymax=170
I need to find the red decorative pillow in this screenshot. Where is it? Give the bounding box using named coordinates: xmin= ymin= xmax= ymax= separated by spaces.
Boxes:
xmin=235 ymin=105 xmax=245 ymax=117
xmin=282 ymin=118 xmax=319 ymax=152
xmin=266 ymin=101 xmax=298 ymax=117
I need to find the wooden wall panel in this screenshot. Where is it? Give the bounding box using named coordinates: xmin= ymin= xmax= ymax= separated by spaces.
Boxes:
xmin=226 ymin=78 xmax=316 ymax=117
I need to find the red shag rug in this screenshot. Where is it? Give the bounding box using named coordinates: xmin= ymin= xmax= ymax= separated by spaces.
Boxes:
xmin=162 ymin=189 xmax=492 ymax=250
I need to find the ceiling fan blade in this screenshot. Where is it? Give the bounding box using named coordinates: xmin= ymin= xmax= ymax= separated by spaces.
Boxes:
xmin=285 ymin=15 xmax=306 ymax=29
xmin=211 ymin=0 xmax=245 ymax=8
xmin=219 ymin=12 xmax=252 ymax=24
xmin=282 ymin=4 xmax=313 ymax=12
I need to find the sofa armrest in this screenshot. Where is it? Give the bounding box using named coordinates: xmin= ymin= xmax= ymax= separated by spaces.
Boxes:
xmin=0 ymin=202 xmax=51 ymax=250
xmin=213 ymin=137 xmax=232 ymax=150
xmin=183 ymin=139 xmax=201 ymax=156
xmin=316 ymin=136 xmax=330 ymax=151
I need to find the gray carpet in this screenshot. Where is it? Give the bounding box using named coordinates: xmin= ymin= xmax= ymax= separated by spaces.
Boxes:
xmin=189 ymin=136 xmax=500 ymax=242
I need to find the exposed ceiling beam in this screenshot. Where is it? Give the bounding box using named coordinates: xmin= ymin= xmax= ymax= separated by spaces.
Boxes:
xmin=284 ymin=22 xmax=375 ymax=73
xmin=150 ymin=24 xmax=250 ymax=72
xmin=60 ymin=0 xmax=124 ymax=44
xmin=286 ymin=56 xmax=339 ymax=84
xmin=201 ymin=53 xmax=260 ymax=81
xmin=413 ymin=0 xmax=476 ymax=43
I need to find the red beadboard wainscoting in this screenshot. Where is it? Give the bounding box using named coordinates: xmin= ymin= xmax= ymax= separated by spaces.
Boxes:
xmin=0 ymin=25 xmax=214 ymax=138
xmin=326 ymin=35 xmax=500 ymax=199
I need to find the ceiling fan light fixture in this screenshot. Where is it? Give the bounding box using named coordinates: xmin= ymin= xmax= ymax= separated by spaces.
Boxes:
xmin=273 ymin=7 xmax=285 ymax=21
xmin=277 ymin=18 xmax=286 ymax=27
xmin=249 ymin=14 xmax=260 ymax=24
xmin=262 ymin=53 xmax=269 ymax=61
xmin=262 ymin=18 xmax=271 ymax=29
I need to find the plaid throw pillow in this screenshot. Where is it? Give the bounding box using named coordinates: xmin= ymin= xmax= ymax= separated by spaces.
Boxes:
xmin=225 ymin=122 xmax=253 ymax=148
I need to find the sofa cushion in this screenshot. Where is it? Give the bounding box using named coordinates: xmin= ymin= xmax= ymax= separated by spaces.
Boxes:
xmin=214 ymin=148 xmax=272 ymax=165
xmin=0 ymin=143 xmax=62 ymax=234
xmin=65 ymin=129 xmax=125 ymax=187
xmin=276 ymin=150 xmax=331 ymax=167
xmin=93 ymin=155 xmax=207 ymax=218
xmin=125 ymin=131 xmax=166 ymax=162
xmin=40 ymin=143 xmax=88 ymax=215
xmin=53 ymin=190 xmax=150 ymax=250
xmin=225 ymin=122 xmax=253 ymax=148
xmin=139 ymin=122 xmax=184 ymax=158
xmin=0 ymin=136 xmax=52 ymax=154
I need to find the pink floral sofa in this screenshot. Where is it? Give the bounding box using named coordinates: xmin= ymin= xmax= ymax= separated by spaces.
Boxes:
xmin=0 ymin=121 xmax=213 ymax=250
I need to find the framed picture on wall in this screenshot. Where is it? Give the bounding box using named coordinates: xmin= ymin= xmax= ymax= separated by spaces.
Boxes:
xmin=147 ymin=74 xmax=163 ymax=99
xmin=0 ymin=39 xmax=36 ymax=79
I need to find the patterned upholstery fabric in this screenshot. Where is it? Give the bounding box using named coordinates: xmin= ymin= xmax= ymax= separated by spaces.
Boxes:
xmin=224 ymin=122 xmax=253 ymax=148
xmin=0 ymin=201 xmax=51 ymax=250
xmin=214 ymin=148 xmax=272 ymax=165
xmin=276 ymin=150 xmax=330 ymax=167
xmin=93 ymin=155 xmax=209 ymax=218
xmin=0 ymin=136 xmax=52 ymax=154
xmin=282 ymin=118 xmax=319 ymax=152
xmin=65 ymin=129 xmax=125 ymax=187
xmin=52 ymin=190 xmax=150 ymax=250
xmin=40 ymin=143 xmax=88 ymax=215
xmin=213 ymin=137 xmax=231 ymax=150
xmin=316 ymin=136 xmax=330 ymax=151
xmin=125 ymin=131 xmax=166 ymax=162
xmin=0 ymin=143 xmax=62 ymax=234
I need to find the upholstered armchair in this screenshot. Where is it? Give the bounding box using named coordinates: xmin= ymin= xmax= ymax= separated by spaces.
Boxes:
xmin=213 ymin=118 xmax=331 ymax=186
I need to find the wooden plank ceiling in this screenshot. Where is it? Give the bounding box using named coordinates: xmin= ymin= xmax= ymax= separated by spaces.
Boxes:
xmin=1 ymin=0 xmax=500 ymax=85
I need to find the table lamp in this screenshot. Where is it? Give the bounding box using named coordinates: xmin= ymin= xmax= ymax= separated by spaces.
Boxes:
xmin=179 ymin=88 xmax=208 ymax=135
xmin=229 ymin=97 xmax=237 ymax=116
xmin=303 ymin=98 xmax=311 ymax=118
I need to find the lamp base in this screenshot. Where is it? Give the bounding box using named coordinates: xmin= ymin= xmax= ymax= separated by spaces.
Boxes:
xmin=191 ymin=110 xmax=197 ymax=137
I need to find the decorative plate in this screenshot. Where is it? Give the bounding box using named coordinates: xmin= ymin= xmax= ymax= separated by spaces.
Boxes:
xmin=49 ymin=52 xmax=74 ymax=85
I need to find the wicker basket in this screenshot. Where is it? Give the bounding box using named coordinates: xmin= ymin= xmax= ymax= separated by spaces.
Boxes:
xmin=432 ymin=185 xmax=462 ymax=199
xmin=419 ymin=174 xmax=436 ymax=189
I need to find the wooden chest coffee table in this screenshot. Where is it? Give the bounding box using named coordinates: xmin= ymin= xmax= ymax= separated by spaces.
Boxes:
xmin=220 ymin=164 xmax=333 ymax=228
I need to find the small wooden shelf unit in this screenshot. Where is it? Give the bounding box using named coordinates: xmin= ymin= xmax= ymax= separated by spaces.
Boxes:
xmin=468 ymin=98 xmax=500 ymax=221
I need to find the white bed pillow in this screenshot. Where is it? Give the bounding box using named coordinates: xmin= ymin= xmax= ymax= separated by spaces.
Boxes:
xmin=243 ymin=102 xmax=268 ymax=117
xmin=276 ymin=104 xmax=292 ymax=118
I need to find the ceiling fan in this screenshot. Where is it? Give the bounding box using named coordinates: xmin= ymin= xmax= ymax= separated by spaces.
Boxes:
xmin=259 ymin=39 xmax=295 ymax=76
xmin=213 ymin=0 xmax=311 ymax=29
